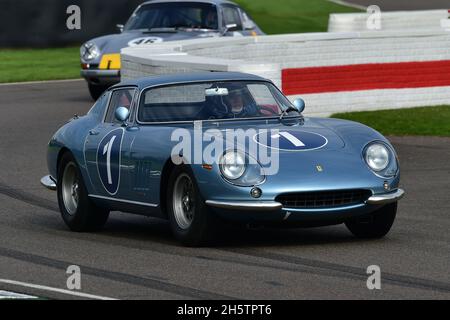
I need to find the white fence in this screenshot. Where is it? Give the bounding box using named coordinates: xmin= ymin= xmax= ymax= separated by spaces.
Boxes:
xmin=122 ymin=29 xmax=450 ymax=117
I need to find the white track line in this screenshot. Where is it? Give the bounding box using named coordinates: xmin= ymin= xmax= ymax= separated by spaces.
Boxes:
xmin=0 ymin=279 xmax=117 ymax=300
xmin=327 ymin=0 xmax=367 ymax=10
xmin=0 ymin=290 xmax=38 ymax=300
xmin=0 ymin=78 xmax=83 ymax=87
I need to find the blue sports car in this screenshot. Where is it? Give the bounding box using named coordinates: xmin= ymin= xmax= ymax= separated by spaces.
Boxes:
xmin=42 ymin=72 xmax=404 ymax=246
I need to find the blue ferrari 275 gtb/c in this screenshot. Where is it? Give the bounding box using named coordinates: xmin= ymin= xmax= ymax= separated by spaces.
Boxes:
xmin=42 ymin=72 xmax=404 ymax=246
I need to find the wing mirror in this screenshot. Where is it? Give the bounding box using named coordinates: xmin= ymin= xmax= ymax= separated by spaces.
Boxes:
xmin=115 ymin=107 xmax=130 ymax=126
xmin=116 ymin=24 xmax=124 ymax=33
xmin=293 ymin=98 xmax=306 ymax=113
xmin=222 ymin=23 xmax=238 ymax=35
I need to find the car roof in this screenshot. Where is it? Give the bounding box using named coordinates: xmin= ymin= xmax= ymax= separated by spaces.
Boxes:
xmin=112 ymin=72 xmax=269 ymax=90
xmin=140 ymin=0 xmax=237 ymax=7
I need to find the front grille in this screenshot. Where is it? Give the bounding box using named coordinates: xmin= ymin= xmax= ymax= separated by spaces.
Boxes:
xmin=276 ymin=189 xmax=372 ymax=209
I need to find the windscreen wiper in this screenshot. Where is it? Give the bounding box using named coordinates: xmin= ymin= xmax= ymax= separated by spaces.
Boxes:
xmin=176 ymin=26 xmax=218 ymax=32
xmin=279 ymin=106 xmax=301 ymax=121
xmin=143 ymin=27 xmax=178 ymax=33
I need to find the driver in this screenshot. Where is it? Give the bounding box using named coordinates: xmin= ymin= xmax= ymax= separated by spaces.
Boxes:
xmin=164 ymin=10 xmax=186 ymax=28
xmin=224 ymin=88 xmax=258 ymax=118
xmin=202 ymin=9 xmax=218 ymax=29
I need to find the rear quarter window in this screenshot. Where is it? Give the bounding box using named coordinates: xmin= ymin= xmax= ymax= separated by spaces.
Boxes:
xmin=138 ymin=84 xmax=209 ymax=122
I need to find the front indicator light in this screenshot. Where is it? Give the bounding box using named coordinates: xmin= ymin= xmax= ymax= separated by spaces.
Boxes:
xmin=251 ymin=188 xmax=262 ymax=199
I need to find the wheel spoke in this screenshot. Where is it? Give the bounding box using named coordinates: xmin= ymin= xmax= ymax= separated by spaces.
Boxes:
xmin=62 ymin=162 xmax=79 ymax=216
xmin=173 ymin=173 xmax=196 ymax=230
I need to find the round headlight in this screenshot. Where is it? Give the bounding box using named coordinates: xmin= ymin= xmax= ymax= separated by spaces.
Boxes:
xmin=365 ymin=143 xmax=390 ymax=172
xmin=81 ymin=43 xmax=100 ymax=61
xmin=220 ymin=151 xmax=246 ymax=180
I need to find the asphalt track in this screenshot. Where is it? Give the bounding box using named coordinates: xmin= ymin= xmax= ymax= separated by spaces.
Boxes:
xmin=0 ymin=80 xmax=449 ymax=300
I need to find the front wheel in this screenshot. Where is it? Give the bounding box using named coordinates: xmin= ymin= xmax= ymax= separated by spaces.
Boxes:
xmin=57 ymin=152 xmax=110 ymax=232
xmin=88 ymin=83 xmax=108 ymax=101
xmin=167 ymin=166 xmax=221 ymax=246
xmin=345 ymin=203 xmax=397 ymax=239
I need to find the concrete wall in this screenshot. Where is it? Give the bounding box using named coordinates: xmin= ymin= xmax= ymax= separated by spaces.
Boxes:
xmin=121 ymin=30 xmax=450 ymax=117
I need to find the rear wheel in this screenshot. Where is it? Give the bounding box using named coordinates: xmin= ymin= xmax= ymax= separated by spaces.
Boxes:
xmin=346 ymin=203 xmax=397 ymax=239
xmin=88 ymin=83 xmax=108 ymax=101
xmin=57 ymin=152 xmax=110 ymax=232
xmin=167 ymin=166 xmax=221 ymax=246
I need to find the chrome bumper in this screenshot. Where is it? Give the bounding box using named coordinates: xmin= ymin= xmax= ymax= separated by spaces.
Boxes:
xmin=206 ymin=200 xmax=282 ymax=211
xmin=366 ymin=189 xmax=405 ymax=205
xmin=80 ymin=69 xmax=120 ymax=78
xmin=40 ymin=175 xmax=56 ymax=191
xmin=206 ymin=189 xmax=405 ymax=212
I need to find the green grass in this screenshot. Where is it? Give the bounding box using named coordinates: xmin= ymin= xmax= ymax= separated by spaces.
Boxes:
xmin=235 ymin=0 xmax=360 ymax=34
xmin=0 ymin=47 xmax=80 ymax=83
xmin=332 ymin=106 xmax=450 ymax=137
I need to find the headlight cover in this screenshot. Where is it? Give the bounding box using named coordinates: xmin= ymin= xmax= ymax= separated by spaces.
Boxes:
xmin=80 ymin=43 xmax=100 ymax=61
xmin=220 ymin=151 xmax=246 ymax=180
xmin=365 ymin=143 xmax=390 ymax=172
xmin=219 ymin=150 xmax=265 ymax=186
xmin=364 ymin=142 xmax=398 ymax=177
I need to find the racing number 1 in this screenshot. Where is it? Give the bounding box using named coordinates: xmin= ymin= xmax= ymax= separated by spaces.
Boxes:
xmin=272 ymin=131 xmax=306 ymax=147
xmin=103 ymin=135 xmax=117 ymax=185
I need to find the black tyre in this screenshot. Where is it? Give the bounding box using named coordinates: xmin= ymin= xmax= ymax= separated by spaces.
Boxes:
xmin=57 ymin=152 xmax=110 ymax=232
xmin=166 ymin=166 xmax=221 ymax=246
xmin=88 ymin=83 xmax=108 ymax=101
xmin=346 ymin=203 xmax=397 ymax=239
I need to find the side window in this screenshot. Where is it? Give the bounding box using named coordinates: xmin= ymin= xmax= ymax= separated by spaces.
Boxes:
xmin=104 ymin=88 xmax=135 ymax=123
xmin=222 ymin=6 xmax=243 ymax=31
xmin=88 ymin=92 xmax=109 ymax=118
xmin=240 ymin=10 xmax=256 ymax=30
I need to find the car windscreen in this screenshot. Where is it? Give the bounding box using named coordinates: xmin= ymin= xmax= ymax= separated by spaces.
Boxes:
xmin=138 ymin=81 xmax=295 ymax=123
xmin=125 ymin=2 xmax=218 ymax=31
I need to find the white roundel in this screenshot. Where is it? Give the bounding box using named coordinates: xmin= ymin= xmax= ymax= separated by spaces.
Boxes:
xmin=128 ymin=37 xmax=164 ymax=47
xmin=254 ymin=130 xmax=328 ymax=152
